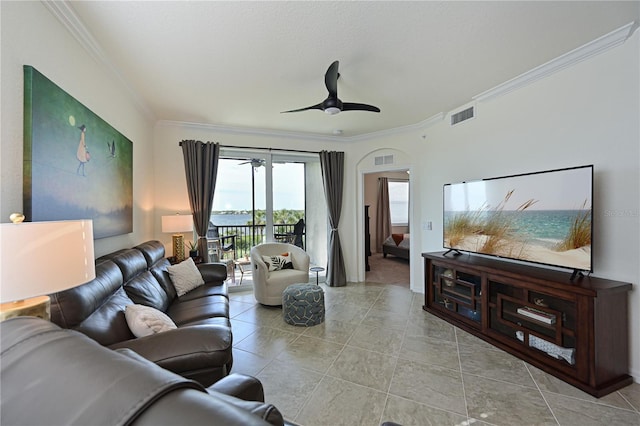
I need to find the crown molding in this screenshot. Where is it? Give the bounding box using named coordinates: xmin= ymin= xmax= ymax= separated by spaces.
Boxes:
xmin=157 ymin=112 xmax=446 ymax=143
xmin=473 ymin=21 xmax=638 ymax=102
xmin=344 ymin=113 xmax=446 ymax=142
xmin=157 ymin=120 xmax=344 ymax=142
xmin=43 ymin=1 xmax=156 ymax=122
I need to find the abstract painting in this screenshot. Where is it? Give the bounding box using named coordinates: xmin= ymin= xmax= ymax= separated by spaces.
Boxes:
xmin=23 ymin=66 xmax=133 ymax=239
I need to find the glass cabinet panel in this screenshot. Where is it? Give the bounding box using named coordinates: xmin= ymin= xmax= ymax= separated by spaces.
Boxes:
xmin=431 ymin=264 xmax=481 ymax=324
xmin=488 ymin=279 xmax=577 ymax=366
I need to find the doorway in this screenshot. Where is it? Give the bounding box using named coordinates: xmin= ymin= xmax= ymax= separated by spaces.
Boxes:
xmin=363 ymin=170 xmax=411 ymax=287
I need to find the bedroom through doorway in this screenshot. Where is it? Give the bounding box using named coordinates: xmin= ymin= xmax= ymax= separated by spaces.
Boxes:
xmin=363 ymin=170 xmax=410 ymax=288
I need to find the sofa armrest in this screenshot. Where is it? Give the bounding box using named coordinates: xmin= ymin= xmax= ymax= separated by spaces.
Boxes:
xmin=197 ymin=262 xmax=227 ymax=282
xmin=108 ymin=324 xmax=232 ymax=369
xmin=207 ymin=373 xmax=265 ymax=402
xmin=207 ymin=392 xmax=285 ymax=426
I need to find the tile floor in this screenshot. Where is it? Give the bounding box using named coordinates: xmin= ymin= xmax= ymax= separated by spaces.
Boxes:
xmin=228 ymin=281 xmax=639 ymax=426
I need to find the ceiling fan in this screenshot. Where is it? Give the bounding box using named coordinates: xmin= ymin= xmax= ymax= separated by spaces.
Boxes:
xmin=239 ymin=159 xmax=265 ymax=168
xmin=282 ymin=61 xmax=380 ymax=115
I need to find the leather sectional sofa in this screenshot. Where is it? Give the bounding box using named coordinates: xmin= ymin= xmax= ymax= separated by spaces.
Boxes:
xmin=1 ymin=317 xmax=289 ymax=426
xmin=49 ymin=240 xmax=233 ymax=386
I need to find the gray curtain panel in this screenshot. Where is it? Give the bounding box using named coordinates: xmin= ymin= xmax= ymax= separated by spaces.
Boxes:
xmin=180 ymin=140 xmax=220 ymax=258
xmin=376 ymin=177 xmax=392 ymax=252
xmin=319 ymin=150 xmax=346 ymax=287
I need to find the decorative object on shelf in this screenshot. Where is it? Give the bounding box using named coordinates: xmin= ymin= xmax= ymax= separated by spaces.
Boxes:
xmin=9 ymin=213 xmax=25 ymax=223
xmin=516 ymin=331 xmax=575 ymax=365
xmin=0 ymin=219 xmax=96 ymax=321
xmin=533 ymin=298 xmax=548 ymax=307
xmin=517 ymin=306 xmax=556 ymax=325
xmin=162 ymin=214 xmax=193 ymax=262
xmin=459 ymin=306 xmax=481 ymax=322
xmin=23 ymin=66 xmax=133 ymax=239
xmin=443 ymin=269 xmax=455 ymax=287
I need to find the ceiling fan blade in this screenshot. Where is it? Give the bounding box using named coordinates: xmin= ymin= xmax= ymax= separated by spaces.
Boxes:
xmin=281 ymin=103 xmax=324 ymax=113
xmin=239 ymin=159 xmax=265 ymax=167
xmin=324 ymin=61 xmax=339 ymax=98
xmin=342 ymin=102 xmax=381 ymax=113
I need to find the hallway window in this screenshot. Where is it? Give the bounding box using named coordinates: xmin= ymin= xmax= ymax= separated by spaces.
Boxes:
xmin=388 ymin=180 xmax=409 ymax=226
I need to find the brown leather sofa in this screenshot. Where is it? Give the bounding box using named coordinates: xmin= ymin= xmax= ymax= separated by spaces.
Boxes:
xmin=1 ymin=317 xmax=290 ymax=426
xmin=49 ymin=240 xmax=233 ymax=386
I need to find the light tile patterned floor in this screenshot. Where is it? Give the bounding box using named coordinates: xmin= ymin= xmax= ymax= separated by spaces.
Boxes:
xmin=228 ymin=282 xmax=640 ymax=426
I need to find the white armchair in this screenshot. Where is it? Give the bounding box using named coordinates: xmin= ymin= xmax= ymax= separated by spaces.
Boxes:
xmin=250 ymin=242 xmax=310 ymax=305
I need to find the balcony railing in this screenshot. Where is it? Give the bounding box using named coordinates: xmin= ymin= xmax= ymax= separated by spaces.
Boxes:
xmin=214 ymin=224 xmax=303 ymax=259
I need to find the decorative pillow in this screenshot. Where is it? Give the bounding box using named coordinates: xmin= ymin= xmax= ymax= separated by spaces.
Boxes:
xmin=166 ymin=257 xmax=204 ymax=296
xmin=124 ymin=304 xmax=177 ymax=338
xmin=392 ymin=234 xmax=404 ymax=246
xmin=262 ymin=254 xmax=293 ymax=271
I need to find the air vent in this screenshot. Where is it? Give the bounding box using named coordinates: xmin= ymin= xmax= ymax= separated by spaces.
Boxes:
xmin=451 ymin=106 xmax=474 ymax=125
xmin=374 ymin=155 xmax=394 ymax=166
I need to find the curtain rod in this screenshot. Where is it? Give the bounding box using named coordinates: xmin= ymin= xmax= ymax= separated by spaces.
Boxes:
xmin=178 ymin=141 xmax=323 ymax=154
xmin=220 ymin=144 xmax=320 ymax=154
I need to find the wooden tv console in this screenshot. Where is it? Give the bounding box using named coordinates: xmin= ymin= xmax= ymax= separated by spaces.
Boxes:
xmin=422 ymin=251 xmax=633 ymax=397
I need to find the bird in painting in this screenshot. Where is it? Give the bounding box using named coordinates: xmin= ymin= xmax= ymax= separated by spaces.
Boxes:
xmin=107 ymin=140 xmax=116 ymax=158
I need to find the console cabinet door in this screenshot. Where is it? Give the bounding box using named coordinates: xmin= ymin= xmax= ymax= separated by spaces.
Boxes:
xmin=428 ymin=261 xmax=483 ymax=328
xmin=486 ymin=275 xmax=588 ymax=382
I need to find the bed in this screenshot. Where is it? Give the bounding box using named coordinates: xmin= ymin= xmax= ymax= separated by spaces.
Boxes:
xmin=382 ymin=233 xmax=410 ymax=260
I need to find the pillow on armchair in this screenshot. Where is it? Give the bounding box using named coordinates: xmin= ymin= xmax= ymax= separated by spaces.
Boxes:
xmin=261 ymin=254 xmax=293 ymax=271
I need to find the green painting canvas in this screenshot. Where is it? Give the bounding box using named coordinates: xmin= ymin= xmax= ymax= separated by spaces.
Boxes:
xmin=23 ymin=66 xmax=133 ymax=239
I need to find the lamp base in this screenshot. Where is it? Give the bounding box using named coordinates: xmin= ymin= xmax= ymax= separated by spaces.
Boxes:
xmin=0 ymin=296 xmax=50 ymax=322
xmin=172 ymin=234 xmax=185 ymax=262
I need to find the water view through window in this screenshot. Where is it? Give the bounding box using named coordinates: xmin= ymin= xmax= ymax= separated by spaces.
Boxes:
xmin=211 ymin=158 xmax=305 ymax=255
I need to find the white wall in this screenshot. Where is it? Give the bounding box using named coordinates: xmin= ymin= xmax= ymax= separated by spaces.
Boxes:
xmin=346 ymin=30 xmax=640 ymax=380
xmin=0 ymin=1 xmax=156 ymax=256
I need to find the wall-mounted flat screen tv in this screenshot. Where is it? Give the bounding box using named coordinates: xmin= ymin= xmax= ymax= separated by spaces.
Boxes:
xmin=443 ymin=165 xmax=593 ymax=273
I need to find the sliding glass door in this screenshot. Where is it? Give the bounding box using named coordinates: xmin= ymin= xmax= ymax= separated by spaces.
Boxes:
xmin=211 ymin=150 xmax=323 ymax=264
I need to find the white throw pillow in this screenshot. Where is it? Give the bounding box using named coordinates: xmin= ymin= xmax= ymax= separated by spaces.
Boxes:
xmin=125 ymin=304 xmax=177 ymax=338
xmin=262 ymin=254 xmax=292 ymax=271
xmin=167 ymin=257 xmax=205 ymax=296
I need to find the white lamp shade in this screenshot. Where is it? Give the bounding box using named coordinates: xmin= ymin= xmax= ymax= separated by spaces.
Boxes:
xmin=0 ymin=220 xmax=96 ymax=303
xmin=161 ymin=215 xmax=193 ymax=233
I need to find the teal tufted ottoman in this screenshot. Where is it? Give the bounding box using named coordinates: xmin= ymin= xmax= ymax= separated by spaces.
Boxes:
xmin=282 ymin=283 xmax=325 ymax=326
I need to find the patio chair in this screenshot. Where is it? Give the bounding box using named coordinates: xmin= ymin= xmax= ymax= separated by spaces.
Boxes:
xmin=292 ymin=218 xmax=305 ymax=249
xmin=207 ymin=222 xmax=236 ymax=260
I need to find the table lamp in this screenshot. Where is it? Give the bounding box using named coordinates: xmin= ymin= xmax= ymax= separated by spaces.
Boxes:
xmin=0 ymin=218 xmax=96 ymax=321
xmin=161 ymin=214 xmax=193 ymax=262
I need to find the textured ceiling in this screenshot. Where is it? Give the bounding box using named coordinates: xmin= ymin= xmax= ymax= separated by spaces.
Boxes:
xmin=66 ymin=1 xmax=639 ymax=138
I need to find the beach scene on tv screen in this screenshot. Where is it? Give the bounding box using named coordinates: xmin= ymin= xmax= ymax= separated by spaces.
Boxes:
xmin=444 ymin=167 xmax=592 ymax=271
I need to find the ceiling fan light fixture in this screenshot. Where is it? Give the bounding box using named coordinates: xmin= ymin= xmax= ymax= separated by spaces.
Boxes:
xmin=282 ymin=61 xmax=379 ymax=115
